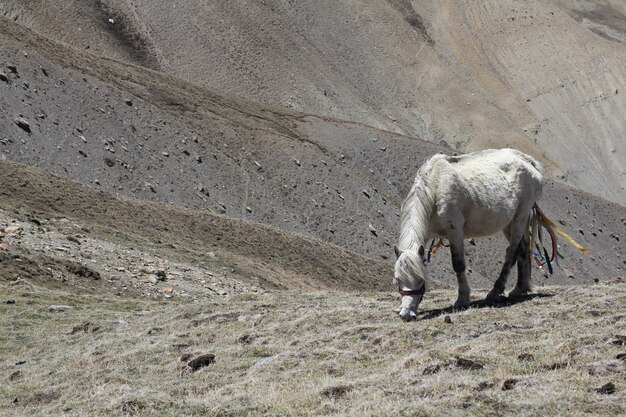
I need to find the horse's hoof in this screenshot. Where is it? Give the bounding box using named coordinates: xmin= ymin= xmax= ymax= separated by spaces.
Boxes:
xmin=454 ymin=299 xmax=470 ymax=309
xmin=485 ymin=290 xmax=504 ymax=304
xmin=509 ymin=287 xmax=531 ymax=298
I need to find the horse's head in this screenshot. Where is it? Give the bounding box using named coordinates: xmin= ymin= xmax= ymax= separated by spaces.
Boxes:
xmin=393 ymin=245 xmax=428 ymax=321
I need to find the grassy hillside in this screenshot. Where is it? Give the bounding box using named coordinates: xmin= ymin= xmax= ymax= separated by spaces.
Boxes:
xmin=1 ymin=279 xmax=625 ymax=416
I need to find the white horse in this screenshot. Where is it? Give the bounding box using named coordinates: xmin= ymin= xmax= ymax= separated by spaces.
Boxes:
xmin=393 ymin=148 xmax=543 ymax=320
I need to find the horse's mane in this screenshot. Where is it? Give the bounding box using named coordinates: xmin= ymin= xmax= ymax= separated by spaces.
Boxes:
xmin=398 ymin=155 xmax=440 ymax=251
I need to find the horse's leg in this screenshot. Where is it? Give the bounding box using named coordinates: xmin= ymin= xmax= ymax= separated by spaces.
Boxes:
xmin=449 ymin=234 xmax=470 ymax=307
xmin=485 ymin=217 xmax=527 ymax=302
xmin=510 ymin=236 xmax=531 ymax=297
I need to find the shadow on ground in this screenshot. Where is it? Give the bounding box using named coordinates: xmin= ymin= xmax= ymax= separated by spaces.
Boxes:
xmin=418 ymin=292 xmax=555 ymax=320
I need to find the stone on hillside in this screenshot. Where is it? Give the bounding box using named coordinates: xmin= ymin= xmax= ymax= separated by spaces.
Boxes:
xmin=4 ymin=225 xmax=22 ymax=235
xmin=124 ymin=98 xmax=132 ymax=106
xmin=7 ymin=65 xmax=17 ymax=74
xmin=501 ymin=378 xmax=519 ymax=391
xmin=0 ymin=70 xmax=8 ymax=82
xmin=187 ymin=354 xmax=215 ymax=372
xmin=14 ymin=117 xmax=31 ymax=133
xmin=49 ymin=305 xmax=73 ymax=312
xmin=612 ymin=335 xmax=626 ymax=345
xmin=594 ymin=382 xmax=616 ymax=395
xmin=475 ymin=381 xmax=495 ymax=391
xmin=455 ymin=357 xmax=483 ymax=370
xmin=368 ymin=223 xmax=378 ymax=237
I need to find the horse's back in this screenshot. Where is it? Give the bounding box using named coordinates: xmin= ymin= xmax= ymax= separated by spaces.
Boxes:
xmin=442 ymin=148 xmax=542 ymax=190
xmin=426 ymin=149 xmax=543 ymax=237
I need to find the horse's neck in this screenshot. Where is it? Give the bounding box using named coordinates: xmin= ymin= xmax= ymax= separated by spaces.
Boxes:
xmin=398 ymin=175 xmax=434 ymax=251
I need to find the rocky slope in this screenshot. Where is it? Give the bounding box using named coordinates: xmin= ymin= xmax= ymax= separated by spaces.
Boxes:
xmin=1 ymin=0 xmax=624 ymax=204
xmin=0 ymin=17 xmax=624 ymax=291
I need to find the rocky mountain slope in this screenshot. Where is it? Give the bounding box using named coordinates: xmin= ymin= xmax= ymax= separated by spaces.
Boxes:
xmin=0 ymin=17 xmax=624 ymax=290
xmin=1 ymin=0 xmax=624 ymax=204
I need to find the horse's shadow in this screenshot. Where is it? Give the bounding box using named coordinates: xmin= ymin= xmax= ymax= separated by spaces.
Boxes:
xmin=417 ymin=292 xmax=555 ymax=320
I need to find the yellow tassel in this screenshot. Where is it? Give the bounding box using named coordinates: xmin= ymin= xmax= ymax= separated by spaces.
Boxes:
xmin=539 ymin=213 xmax=590 ymax=254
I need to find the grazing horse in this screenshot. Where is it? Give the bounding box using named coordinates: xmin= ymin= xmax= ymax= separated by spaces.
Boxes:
xmin=393 ymin=148 xmax=543 ymax=321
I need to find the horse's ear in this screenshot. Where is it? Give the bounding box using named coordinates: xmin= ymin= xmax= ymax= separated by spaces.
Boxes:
xmin=394 ymin=245 xmax=402 ymax=259
xmin=418 ymin=245 xmax=425 ymax=257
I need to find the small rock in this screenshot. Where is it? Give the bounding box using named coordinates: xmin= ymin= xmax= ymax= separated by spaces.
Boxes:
xmin=108 ymin=18 xmax=115 ymax=24
xmin=422 ymin=364 xmax=442 ymax=375
xmin=594 ymin=382 xmax=616 ymax=395
xmin=517 ymin=353 xmax=534 ymax=362
xmin=321 ymin=385 xmax=351 ymax=399
xmin=616 ymin=353 xmax=626 ymax=361
xmin=70 ymin=322 xmax=92 ymax=334
xmin=156 ymin=270 xmax=167 ymax=281
xmin=246 ymin=206 xmax=252 ymax=213
xmin=501 ymin=378 xmax=519 ymax=391
xmin=14 ymin=116 xmax=31 ymax=133
xmin=253 ymin=160 xmax=262 ymax=170
xmin=146 ymin=274 xmax=158 ymax=284
xmin=187 ymin=354 xmax=216 ymax=372
xmin=206 ymin=252 xmax=216 ymax=258
xmin=455 ymin=357 xmax=483 ymax=370
xmin=475 ymin=381 xmax=494 ymax=391
xmin=543 ymin=362 xmax=568 ymax=371
xmin=368 ymin=223 xmax=378 ymax=237
xmin=6 ymin=300 xmax=16 ymax=304
xmin=49 ymin=305 xmax=73 ymax=312
xmin=7 ymin=65 xmax=17 ymax=74
xmin=9 ymin=371 xmax=21 ymax=381
xmin=180 ymin=353 xmax=192 ymax=362
xmin=578 ymin=229 xmax=584 ymax=235
xmin=444 ymin=315 xmax=452 ymax=324
xmin=293 ymin=158 xmax=301 ymax=166
xmin=612 ymin=335 xmax=626 ymax=345
xmin=162 ymin=152 xmax=169 ymax=157
xmin=124 ymin=98 xmax=133 ymax=106
xmin=4 ymin=225 xmax=22 ymax=234
xmin=0 ymin=70 xmax=8 ymax=82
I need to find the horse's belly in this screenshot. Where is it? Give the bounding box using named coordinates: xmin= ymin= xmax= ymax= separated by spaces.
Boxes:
xmin=462 ymin=206 xmax=516 ymax=237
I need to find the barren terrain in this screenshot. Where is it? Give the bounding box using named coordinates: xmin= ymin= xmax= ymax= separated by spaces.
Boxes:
xmin=0 ymin=0 xmax=625 ymax=415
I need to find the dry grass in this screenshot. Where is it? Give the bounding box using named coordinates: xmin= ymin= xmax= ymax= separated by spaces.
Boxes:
xmin=2 ymin=279 xmax=625 ymax=416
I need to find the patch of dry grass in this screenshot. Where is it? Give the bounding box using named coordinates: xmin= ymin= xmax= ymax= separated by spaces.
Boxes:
xmin=1 ymin=279 xmax=625 ymax=416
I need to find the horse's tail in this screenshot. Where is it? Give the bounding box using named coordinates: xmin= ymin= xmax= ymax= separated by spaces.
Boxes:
xmin=529 ymin=203 xmax=558 ymax=274
xmin=530 ymin=203 xmax=590 ymax=274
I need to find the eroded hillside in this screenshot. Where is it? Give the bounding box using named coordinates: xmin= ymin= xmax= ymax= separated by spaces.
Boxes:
xmin=2 ymin=0 xmax=624 ymax=203
xmin=0 ymin=18 xmax=624 ymax=290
